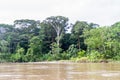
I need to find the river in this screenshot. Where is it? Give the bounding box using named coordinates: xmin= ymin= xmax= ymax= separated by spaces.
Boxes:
xmin=0 ymin=62 xmax=120 ymax=80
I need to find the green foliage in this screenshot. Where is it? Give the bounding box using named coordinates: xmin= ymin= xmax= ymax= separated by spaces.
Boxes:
xmin=0 ymin=17 xmax=120 ymax=62
xmin=70 ymin=50 xmax=86 ymax=62
xmin=87 ymin=50 xmax=103 ymax=62
xmin=11 ymin=48 xmax=25 ymax=62
xmin=0 ymin=40 xmax=9 ymax=53
xmin=77 ymin=50 xmax=86 ymax=58
xmin=40 ymin=21 xmax=56 ymax=53
xmin=84 ymin=26 xmax=120 ymax=59
xmin=67 ymin=44 xmax=78 ymax=58
xmin=71 ymin=21 xmax=94 ymax=50
xmin=50 ymin=42 xmax=62 ymax=54
xmin=60 ymin=51 xmax=71 ymax=60
xmin=29 ymin=36 xmax=42 ymax=54
xmin=25 ymin=48 xmax=34 ymax=62
xmin=45 ymin=16 xmax=69 ymax=54
xmin=61 ymin=33 xmax=72 ymax=51
xmin=113 ymin=53 xmax=120 ymax=60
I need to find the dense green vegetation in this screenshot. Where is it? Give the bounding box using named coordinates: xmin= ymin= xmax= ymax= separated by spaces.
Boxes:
xmin=0 ymin=16 xmax=120 ymax=62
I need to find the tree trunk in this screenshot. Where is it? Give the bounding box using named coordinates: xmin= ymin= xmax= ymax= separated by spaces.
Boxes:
xmin=78 ymin=37 xmax=80 ymax=50
xmin=57 ymin=32 xmax=60 ymax=54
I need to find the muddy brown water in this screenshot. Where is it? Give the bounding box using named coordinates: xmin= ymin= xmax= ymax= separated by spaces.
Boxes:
xmin=0 ymin=62 xmax=120 ymax=80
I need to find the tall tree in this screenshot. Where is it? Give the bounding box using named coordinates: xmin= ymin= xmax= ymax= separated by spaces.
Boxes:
xmin=44 ymin=16 xmax=69 ymax=54
xmin=71 ymin=21 xmax=90 ymax=50
xmin=14 ymin=19 xmax=40 ymax=35
xmin=39 ymin=22 xmax=57 ymax=53
xmin=12 ymin=19 xmax=40 ymax=53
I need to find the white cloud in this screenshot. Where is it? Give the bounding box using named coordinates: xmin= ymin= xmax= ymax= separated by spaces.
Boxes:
xmin=0 ymin=0 xmax=120 ymax=26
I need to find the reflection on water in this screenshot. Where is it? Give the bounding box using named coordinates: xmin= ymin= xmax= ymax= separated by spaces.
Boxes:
xmin=0 ymin=62 xmax=120 ymax=80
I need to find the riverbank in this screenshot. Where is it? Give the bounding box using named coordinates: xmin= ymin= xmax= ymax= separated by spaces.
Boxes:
xmin=0 ymin=58 xmax=120 ymax=64
xmin=26 ymin=60 xmax=120 ymax=64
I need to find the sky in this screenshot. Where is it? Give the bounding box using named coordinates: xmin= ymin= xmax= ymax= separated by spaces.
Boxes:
xmin=0 ymin=0 xmax=120 ymax=26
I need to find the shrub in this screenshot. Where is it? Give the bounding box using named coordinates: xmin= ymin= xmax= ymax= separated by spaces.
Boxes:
xmin=87 ymin=50 xmax=103 ymax=62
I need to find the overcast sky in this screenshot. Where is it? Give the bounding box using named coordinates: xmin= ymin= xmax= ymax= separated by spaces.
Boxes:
xmin=0 ymin=0 xmax=120 ymax=26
